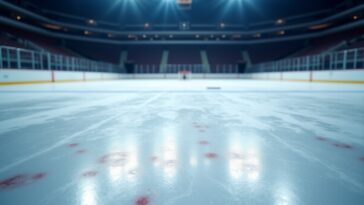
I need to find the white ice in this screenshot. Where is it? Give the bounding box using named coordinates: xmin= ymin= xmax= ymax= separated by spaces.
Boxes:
xmin=0 ymin=80 xmax=363 ymax=205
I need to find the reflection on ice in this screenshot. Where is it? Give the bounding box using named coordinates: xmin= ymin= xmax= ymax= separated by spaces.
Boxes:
xmin=106 ymin=136 xmax=139 ymax=186
xmin=108 ymin=165 xmax=123 ymax=182
xmin=79 ymin=179 xmax=98 ymax=205
xmin=162 ymin=134 xmax=177 ymax=182
xmin=228 ymin=131 xmax=261 ymax=183
xmin=150 ymin=125 xmax=179 ymax=185
xmin=275 ymin=183 xmax=294 ymax=205
xmin=189 ymin=155 xmax=198 ymax=167
xmin=228 ymin=151 xmax=261 ymax=182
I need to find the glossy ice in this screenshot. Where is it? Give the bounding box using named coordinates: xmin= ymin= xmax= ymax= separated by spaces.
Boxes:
xmin=0 ymin=80 xmax=364 ymax=205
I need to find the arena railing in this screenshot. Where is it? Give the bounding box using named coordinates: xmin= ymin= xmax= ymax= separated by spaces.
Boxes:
xmin=134 ymin=64 xmax=239 ymax=74
xmin=247 ymin=47 xmax=364 ymax=73
xmin=0 ymin=46 xmax=122 ymax=73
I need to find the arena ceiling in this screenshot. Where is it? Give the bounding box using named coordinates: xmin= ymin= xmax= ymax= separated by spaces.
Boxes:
xmin=7 ymin=0 xmax=356 ymax=25
xmin=1 ymin=0 xmax=363 ymax=45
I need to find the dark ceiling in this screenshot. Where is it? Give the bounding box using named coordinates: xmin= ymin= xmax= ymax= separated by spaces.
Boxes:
xmin=7 ymin=0 xmax=360 ymax=25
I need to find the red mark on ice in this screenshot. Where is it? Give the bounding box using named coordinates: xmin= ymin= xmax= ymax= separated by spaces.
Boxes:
xmin=358 ymin=157 xmax=364 ymax=162
xmin=199 ymin=140 xmax=209 ymax=145
xmin=0 ymin=175 xmax=28 ymax=188
xmin=99 ymin=152 xmax=128 ymax=166
xmin=68 ymin=143 xmax=79 ymax=148
xmin=76 ymin=149 xmax=87 ymax=154
xmin=0 ymin=173 xmax=47 ymax=189
xmin=151 ymin=156 xmax=158 ymax=162
xmin=316 ymin=137 xmax=327 ymax=141
xmin=32 ymin=173 xmax=47 ymax=180
xmin=82 ymin=171 xmax=98 ymax=177
xmin=136 ymin=196 xmax=150 ymax=205
xmin=205 ymin=152 xmax=218 ymax=159
xmin=333 ymin=143 xmax=353 ymax=149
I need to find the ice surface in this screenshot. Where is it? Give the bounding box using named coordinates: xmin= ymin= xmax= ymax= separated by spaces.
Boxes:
xmin=0 ymin=80 xmax=364 ymax=205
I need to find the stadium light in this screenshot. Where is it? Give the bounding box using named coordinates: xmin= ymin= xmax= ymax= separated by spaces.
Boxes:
xmin=87 ymin=19 xmax=96 ymax=25
xmin=275 ymin=19 xmax=285 ymax=25
xmin=277 ymin=30 xmax=285 ymax=35
xmin=253 ymin=33 xmax=261 ymax=38
xmin=220 ymin=22 xmax=226 ymax=29
xmin=144 ymin=22 xmax=150 ymax=29
xmin=179 ymin=22 xmax=190 ymax=30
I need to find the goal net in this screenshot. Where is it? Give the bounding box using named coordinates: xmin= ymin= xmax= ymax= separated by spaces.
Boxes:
xmin=178 ymin=70 xmax=192 ymax=80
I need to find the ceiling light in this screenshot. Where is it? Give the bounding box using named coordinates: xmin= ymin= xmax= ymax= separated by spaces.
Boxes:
xmin=277 ymin=30 xmax=285 ymax=35
xmin=254 ymin=33 xmax=261 ymax=38
xmin=87 ymin=19 xmax=97 ymax=25
xmin=43 ymin=24 xmax=62 ymax=30
xmin=309 ymin=24 xmax=330 ymax=30
xmin=275 ymin=19 xmax=285 ymax=25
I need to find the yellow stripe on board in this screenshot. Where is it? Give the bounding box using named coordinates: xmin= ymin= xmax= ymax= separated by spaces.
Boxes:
xmin=0 ymin=79 xmax=119 ymax=86
xmin=253 ymin=78 xmax=364 ymax=84
xmin=0 ymin=80 xmax=82 ymax=86
xmin=280 ymin=79 xmax=364 ymax=84
xmin=311 ymin=80 xmax=364 ymax=84
xmin=0 ymin=80 xmax=52 ymax=85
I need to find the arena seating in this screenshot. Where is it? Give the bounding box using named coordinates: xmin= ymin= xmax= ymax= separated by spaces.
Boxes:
xmin=128 ymin=47 xmax=163 ymax=65
xmin=291 ymin=28 xmax=364 ymax=57
xmin=0 ymin=32 xmax=26 ymax=49
xmin=168 ymin=46 xmax=201 ymax=64
xmin=0 ymin=26 xmax=76 ymax=56
xmin=345 ymin=40 xmax=364 ymax=50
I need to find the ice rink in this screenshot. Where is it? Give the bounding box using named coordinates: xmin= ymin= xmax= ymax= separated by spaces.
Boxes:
xmin=0 ymin=80 xmax=364 ymax=205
